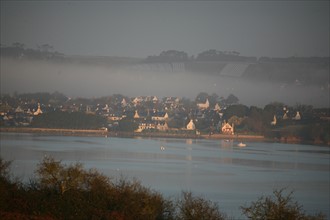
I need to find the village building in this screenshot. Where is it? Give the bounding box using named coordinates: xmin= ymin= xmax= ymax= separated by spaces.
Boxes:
xmin=108 ymin=113 xmax=124 ymax=121
xmin=271 ymin=115 xmax=277 ymax=126
xmin=186 ymin=119 xmax=196 ymax=130
xmin=33 ymin=103 xmax=43 ymax=116
xmin=132 ymin=97 xmax=143 ymax=106
xmin=164 ymin=97 xmax=181 ymax=109
xmin=15 ymin=106 xmax=24 ymax=113
xmin=121 ymin=98 xmax=127 ymax=107
xmin=283 ymin=111 xmax=289 ymax=120
xmin=221 ymin=121 xmax=234 ymax=135
xmin=156 ymin=122 xmax=169 ymax=131
xmin=102 ymin=104 xmax=110 ymax=113
xmin=133 ymin=110 xmax=140 ymax=119
xmin=214 ymin=103 xmax=221 ymax=111
xmin=135 ymin=122 xmax=156 ymax=133
xmin=151 ymin=112 xmax=169 ymax=121
xmin=197 ymin=99 xmax=209 ymax=110
xmin=86 ymin=105 xmax=94 ymax=114
xmin=293 ymin=111 xmax=301 ymax=120
xmin=26 ymin=108 xmax=33 ymax=115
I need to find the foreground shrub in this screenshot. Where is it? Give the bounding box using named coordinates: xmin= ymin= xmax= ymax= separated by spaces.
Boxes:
xmin=176 ymin=191 xmax=227 ymax=220
xmin=241 ymin=189 xmax=326 ymax=220
xmin=34 ymin=156 xmax=175 ymax=219
xmin=111 ymin=178 xmax=175 ymax=220
xmin=1 ymin=157 xmax=326 ymax=220
xmin=35 ymin=156 xmax=112 ymax=194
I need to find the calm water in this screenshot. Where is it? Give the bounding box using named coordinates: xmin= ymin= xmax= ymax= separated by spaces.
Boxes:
xmin=1 ymin=132 xmax=329 ymax=219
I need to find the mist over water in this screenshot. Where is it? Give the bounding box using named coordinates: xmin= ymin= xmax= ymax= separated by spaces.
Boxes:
xmin=1 ymin=57 xmax=328 ymax=107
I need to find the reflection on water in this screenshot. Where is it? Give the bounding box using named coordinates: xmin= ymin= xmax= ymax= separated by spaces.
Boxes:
xmin=220 ymin=139 xmax=234 ymax=148
xmin=0 ymin=132 xmax=329 ymax=218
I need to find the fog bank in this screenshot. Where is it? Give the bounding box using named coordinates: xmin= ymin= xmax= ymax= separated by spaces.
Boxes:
xmin=1 ymin=58 xmax=328 ymax=107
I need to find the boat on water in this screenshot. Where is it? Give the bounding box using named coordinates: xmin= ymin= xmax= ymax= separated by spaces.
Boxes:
xmin=237 ymin=142 xmax=246 ymax=147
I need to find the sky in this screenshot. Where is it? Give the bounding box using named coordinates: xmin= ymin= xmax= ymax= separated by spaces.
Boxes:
xmin=0 ymin=1 xmax=329 ymax=107
xmin=1 ymin=0 xmax=329 ymax=58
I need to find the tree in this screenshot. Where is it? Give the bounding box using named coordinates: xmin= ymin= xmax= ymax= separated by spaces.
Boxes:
xmin=176 ymin=192 xmax=227 ymax=220
xmin=225 ymin=94 xmax=239 ymax=105
xmin=0 ymin=158 xmax=11 ymax=179
xmin=241 ymin=189 xmax=325 ymax=220
xmin=228 ymin=115 xmax=244 ymax=126
xmin=118 ymin=117 xmax=138 ymax=132
xmin=195 ymin=92 xmax=209 ymax=103
xmin=12 ymin=42 xmax=25 ymax=49
xmin=37 ymin=44 xmax=54 ymax=53
xmin=31 ymin=111 xmax=106 ymax=129
xmin=196 ymin=49 xmax=219 ymax=61
xmin=35 ymin=156 xmax=112 ymax=194
xmin=146 ymin=50 xmax=189 ymax=62
xmin=223 ymin=104 xmax=248 ymax=119
xmin=209 ymin=93 xmax=219 ymax=108
xmin=159 ymin=50 xmax=188 ymax=62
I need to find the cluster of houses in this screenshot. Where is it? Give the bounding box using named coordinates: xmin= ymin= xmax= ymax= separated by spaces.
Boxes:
xmin=0 ymin=102 xmax=44 ymax=127
xmin=270 ymin=107 xmax=302 ymax=126
xmin=0 ymin=95 xmax=235 ymax=135
xmin=129 ymin=97 xmax=234 ymax=134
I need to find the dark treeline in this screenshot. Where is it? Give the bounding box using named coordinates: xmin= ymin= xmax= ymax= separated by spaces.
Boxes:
xmin=0 ymin=157 xmax=326 ymax=220
xmin=145 ymin=49 xmax=328 ymax=63
xmin=0 ymin=43 xmax=65 ymax=61
xmin=2 ymin=43 xmax=328 ymax=64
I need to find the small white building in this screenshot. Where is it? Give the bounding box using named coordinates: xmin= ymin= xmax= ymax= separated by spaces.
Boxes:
xmin=152 ymin=112 xmax=169 ymax=121
xmin=197 ymin=99 xmax=210 ymax=109
xmin=133 ymin=110 xmax=140 ymax=119
xmin=271 ymin=115 xmax=277 ymax=126
xmin=221 ymin=121 xmax=234 ymax=135
xmin=186 ymin=119 xmax=196 ymax=130
xmin=293 ymin=111 xmax=301 ymax=120
xmin=214 ymin=103 xmax=221 ymax=111
xmin=283 ymin=112 xmax=289 ymax=120
xmin=121 ymin=98 xmax=127 ymax=107
xmin=157 ymin=122 xmax=169 ymax=131
xmin=33 ymin=103 xmax=43 ymax=116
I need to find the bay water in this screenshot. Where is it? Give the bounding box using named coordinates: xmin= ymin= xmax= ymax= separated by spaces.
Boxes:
xmin=0 ymin=132 xmax=329 ymax=219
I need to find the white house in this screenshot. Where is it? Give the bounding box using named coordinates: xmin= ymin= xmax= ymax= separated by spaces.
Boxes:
xmin=293 ymin=111 xmax=301 ymax=120
xmin=283 ymin=112 xmax=289 ymax=120
xmin=133 ymin=110 xmax=140 ymax=119
xmin=152 ymin=112 xmax=169 ymax=121
xmin=186 ymin=119 xmax=196 ymax=130
xmin=33 ymin=103 xmax=43 ymax=116
xmin=15 ymin=106 xmax=24 ymax=113
xmin=271 ymin=115 xmax=277 ymax=125
xmin=214 ymin=103 xmax=221 ymax=111
xmin=197 ymin=99 xmax=209 ymax=109
xmin=121 ymin=98 xmax=127 ymax=107
xmin=157 ymin=122 xmax=169 ymax=131
xmin=153 ymin=96 xmax=158 ymax=103
xmin=132 ymin=97 xmax=143 ymax=106
xmin=221 ymin=121 xmax=234 ymax=135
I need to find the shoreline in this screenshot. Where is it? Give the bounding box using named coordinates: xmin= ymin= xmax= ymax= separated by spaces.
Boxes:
xmin=0 ymin=127 xmax=265 ymax=140
xmin=0 ymin=127 xmax=328 ymax=146
xmin=0 ymin=127 xmax=109 ymax=137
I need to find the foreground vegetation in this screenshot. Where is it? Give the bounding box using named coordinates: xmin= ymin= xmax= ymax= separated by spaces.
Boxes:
xmin=0 ymin=157 xmax=326 ymax=220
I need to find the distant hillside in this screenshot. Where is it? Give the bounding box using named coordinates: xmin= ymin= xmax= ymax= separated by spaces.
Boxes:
xmin=2 ymin=45 xmax=328 ymax=86
xmin=0 ymin=44 xmax=143 ymax=67
xmin=243 ymin=61 xmax=329 ymax=85
xmin=129 ymin=60 xmax=329 ymax=86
